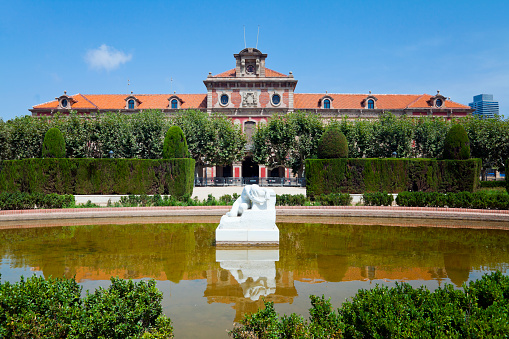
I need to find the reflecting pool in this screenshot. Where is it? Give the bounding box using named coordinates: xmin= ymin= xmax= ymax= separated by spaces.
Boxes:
xmin=1 ymin=220 xmax=509 ymax=338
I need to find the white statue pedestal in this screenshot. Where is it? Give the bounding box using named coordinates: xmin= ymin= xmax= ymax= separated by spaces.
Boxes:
xmin=215 ymin=185 xmax=279 ymax=245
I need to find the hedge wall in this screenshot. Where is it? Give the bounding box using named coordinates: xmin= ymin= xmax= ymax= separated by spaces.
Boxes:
xmin=306 ymin=158 xmax=481 ymax=196
xmin=0 ymin=158 xmax=195 ymax=197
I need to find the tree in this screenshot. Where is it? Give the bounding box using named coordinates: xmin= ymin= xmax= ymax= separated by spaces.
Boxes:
xmin=370 ymin=112 xmax=414 ymax=158
xmin=412 ymin=116 xmax=449 ymax=158
xmin=317 ymin=127 xmax=348 ymax=159
xmin=172 ymin=110 xmax=246 ymax=168
xmin=442 ymin=124 xmax=470 ymax=160
xmin=252 ymin=111 xmax=324 ymax=176
xmin=42 ymin=127 xmax=66 ymax=158
xmin=163 ymin=126 xmax=189 ymax=158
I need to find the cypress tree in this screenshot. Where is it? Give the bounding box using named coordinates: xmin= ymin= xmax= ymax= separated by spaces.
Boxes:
xmin=442 ymin=124 xmax=470 ymax=160
xmin=163 ymin=126 xmax=189 ymax=158
xmin=41 ymin=127 xmax=66 ymax=158
xmin=317 ymin=127 xmax=348 ymax=159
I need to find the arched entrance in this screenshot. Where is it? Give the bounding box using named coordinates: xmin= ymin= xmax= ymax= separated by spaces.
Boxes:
xmin=242 ymin=156 xmax=259 ymax=180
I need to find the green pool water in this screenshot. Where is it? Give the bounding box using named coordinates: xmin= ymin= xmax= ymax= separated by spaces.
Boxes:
xmin=1 ymin=221 xmax=509 ymax=338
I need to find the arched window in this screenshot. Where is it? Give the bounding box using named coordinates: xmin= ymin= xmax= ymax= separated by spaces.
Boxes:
xmin=368 ymin=99 xmax=375 ymax=109
xmin=435 ymin=98 xmax=443 ymax=108
xmin=128 ymin=99 xmax=135 ymax=109
xmin=323 ymin=99 xmax=330 ymax=109
xmin=61 ymin=99 xmax=68 ymax=108
xmin=220 ymin=94 xmax=229 ymax=106
xmin=171 ymin=99 xmax=178 ymax=109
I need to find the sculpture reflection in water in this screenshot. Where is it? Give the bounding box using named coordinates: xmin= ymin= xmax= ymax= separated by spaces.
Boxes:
xmin=216 ymin=249 xmax=278 ymax=301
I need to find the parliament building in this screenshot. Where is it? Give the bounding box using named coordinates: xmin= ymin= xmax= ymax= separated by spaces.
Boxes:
xmin=30 ymin=48 xmax=474 ymax=182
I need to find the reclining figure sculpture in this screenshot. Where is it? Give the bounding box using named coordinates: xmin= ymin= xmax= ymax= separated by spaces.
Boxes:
xmin=216 ymin=184 xmax=279 ymax=244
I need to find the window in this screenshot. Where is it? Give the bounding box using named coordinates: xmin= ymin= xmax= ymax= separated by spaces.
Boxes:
xmin=128 ymin=99 xmax=135 ymax=109
xmin=246 ymin=65 xmax=255 ymax=74
xmin=61 ymin=99 xmax=68 ymax=108
xmin=368 ymin=99 xmax=375 ymax=109
xmin=171 ymin=99 xmax=178 ymax=109
xmin=435 ymin=99 xmax=443 ymax=108
xmin=220 ymin=94 xmax=229 ymax=106
xmin=323 ymin=99 xmax=330 ymax=109
xmin=271 ymin=94 xmax=281 ymax=106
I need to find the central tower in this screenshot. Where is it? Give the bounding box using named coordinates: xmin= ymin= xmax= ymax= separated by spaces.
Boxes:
xmin=204 ymin=48 xmax=297 ymax=114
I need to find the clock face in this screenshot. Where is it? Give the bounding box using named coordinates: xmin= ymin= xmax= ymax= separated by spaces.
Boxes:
xmin=246 ymin=65 xmax=255 ymax=74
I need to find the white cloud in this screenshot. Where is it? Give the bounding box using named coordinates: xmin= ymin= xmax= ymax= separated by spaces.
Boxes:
xmin=84 ymin=44 xmax=132 ymax=71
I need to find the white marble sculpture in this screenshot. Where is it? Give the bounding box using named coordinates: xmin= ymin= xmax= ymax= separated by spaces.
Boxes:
xmin=216 ymin=249 xmax=278 ymax=301
xmin=215 ymin=184 xmax=279 ymax=244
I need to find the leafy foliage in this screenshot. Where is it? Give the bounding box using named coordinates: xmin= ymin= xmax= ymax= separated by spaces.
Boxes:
xmin=317 ymin=127 xmax=348 ymax=159
xmin=163 ymin=126 xmax=189 ymax=159
xmin=172 ymin=110 xmax=246 ymax=167
xmin=253 ymin=112 xmax=324 ymax=176
xmin=41 ymin=127 xmax=66 ymax=158
xmin=0 ymin=275 xmax=173 ymax=338
xmin=442 ymin=124 xmax=470 ymax=160
xmin=230 ymin=271 xmax=509 ymax=338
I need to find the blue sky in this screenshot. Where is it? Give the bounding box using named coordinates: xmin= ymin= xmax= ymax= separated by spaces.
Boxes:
xmin=1 ymin=0 xmax=508 ymax=120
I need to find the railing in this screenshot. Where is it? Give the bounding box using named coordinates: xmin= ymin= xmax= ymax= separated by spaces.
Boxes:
xmin=194 ymin=177 xmax=306 ymax=187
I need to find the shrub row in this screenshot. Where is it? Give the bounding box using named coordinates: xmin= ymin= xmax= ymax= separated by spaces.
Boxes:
xmin=0 ymin=276 xmax=173 ymax=338
xmin=116 ymin=193 xmax=240 ymax=207
xmin=306 ymin=158 xmax=481 ymax=196
xmin=0 ymin=158 xmax=195 ymax=197
xmin=230 ymin=271 xmax=509 ymax=338
xmin=480 ymin=180 xmax=506 ymax=188
xmin=0 ymin=192 xmax=74 ymax=210
xmin=396 ymin=191 xmax=509 ymax=209
xmin=362 ymin=192 xmax=394 ymax=206
xmin=276 ymin=193 xmax=352 ymax=206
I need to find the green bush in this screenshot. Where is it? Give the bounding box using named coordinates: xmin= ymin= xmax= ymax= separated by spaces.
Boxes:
xmin=41 ymin=127 xmax=66 ymax=158
xmin=314 ymin=193 xmax=352 ymax=206
xmin=306 ymin=158 xmax=481 ymax=195
xmin=0 ymin=158 xmax=195 ymax=198
xmin=395 ymin=191 xmax=509 ymax=209
xmin=0 ymin=276 xmax=173 ymax=338
xmin=317 ymin=127 xmax=348 ymax=159
xmin=230 ymin=271 xmax=509 ymax=338
xmin=163 ymin=125 xmax=189 ymax=159
xmin=363 ymin=192 xmax=394 ymax=206
xmin=442 ymin=124 xmax=470 ymax=160
xmin=0 ymin=192 xmax=74 ymax=210
xmin=276 ymin=194 xmax=307 ymax=206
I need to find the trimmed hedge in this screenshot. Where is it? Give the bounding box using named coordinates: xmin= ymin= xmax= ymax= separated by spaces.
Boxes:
xmin=0 ymin=276 xmax=173 ymax=338
xmin=396 ymin=191 xmax=509 ymax=209
xmin=0 ymin=192 xmax=74 ymax=210
xmin=0 ymin=158 xmax=195 ymax=197
xmin=230 ymin=271 xmax=509 ymax=338
xmin=363 ymin=192 xmax=394 ymax=206
xmin=306 ymin=158 xmax=481 ymax=196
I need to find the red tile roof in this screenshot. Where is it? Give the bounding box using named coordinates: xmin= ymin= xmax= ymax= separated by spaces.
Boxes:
xmin=293 ymin=94 xmax=470 ymax=110
xmin=33 ymin=94 xmax=207 ymax=110
xmin=32 ymin=93 xmax=469 ymax=111
xmin=212 ymin=68 xmax=288 ymax=78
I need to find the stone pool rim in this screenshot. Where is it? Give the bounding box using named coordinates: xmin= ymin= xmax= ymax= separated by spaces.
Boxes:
xmin=0 ymin=205 xmax=508 ymax=223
